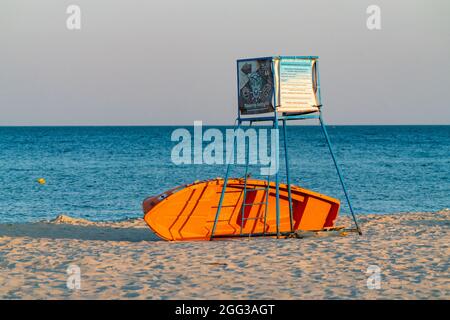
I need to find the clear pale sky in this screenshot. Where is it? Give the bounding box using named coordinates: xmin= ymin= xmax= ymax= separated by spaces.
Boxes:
xmin=1 ymin=0 xmax=449 ymax=125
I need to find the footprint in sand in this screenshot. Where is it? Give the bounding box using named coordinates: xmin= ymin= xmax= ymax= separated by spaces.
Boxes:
xmin=123 ymin=292 xmax=140 ymax=298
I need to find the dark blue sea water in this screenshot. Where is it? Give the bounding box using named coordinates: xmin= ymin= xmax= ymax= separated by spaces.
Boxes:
xmin=0 ymin=126 xmax=448 ymax=223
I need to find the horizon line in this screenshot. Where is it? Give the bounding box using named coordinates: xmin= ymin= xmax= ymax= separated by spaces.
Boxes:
xmin=0 ymin=124 xmax=449 ymax=127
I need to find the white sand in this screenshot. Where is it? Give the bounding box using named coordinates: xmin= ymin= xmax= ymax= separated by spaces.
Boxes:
xmin=0 ymin=210 xmax=448 ymax=299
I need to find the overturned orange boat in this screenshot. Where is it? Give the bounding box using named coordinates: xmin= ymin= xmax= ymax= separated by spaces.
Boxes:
xmin=143 ymin=178 xmax=340 ymax=241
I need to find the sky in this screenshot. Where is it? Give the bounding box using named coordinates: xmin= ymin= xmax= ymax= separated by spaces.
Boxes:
xmin=1 ymin=0 xmax=449 ymax=125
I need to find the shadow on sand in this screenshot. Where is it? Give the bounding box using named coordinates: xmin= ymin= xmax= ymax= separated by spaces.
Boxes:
xmin=0 ymin=223 xmax=161 ymax=242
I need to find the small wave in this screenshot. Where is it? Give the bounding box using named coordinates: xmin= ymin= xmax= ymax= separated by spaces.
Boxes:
xmin=50 ymin=214 xmax=92 ymax=224
xmin=47 ymin=214 xmax=142 ymax=225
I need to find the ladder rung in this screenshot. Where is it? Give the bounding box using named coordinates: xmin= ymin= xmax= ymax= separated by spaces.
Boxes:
xmin=246 ymin=187 xmax=269 ymax=192
xmin=211 ymin=204 xmax=239 ymax=208
xmin=243 ymin=202 xmax=267 ymax=206
xmin=243 ymin=217 xmax=263 ymax=221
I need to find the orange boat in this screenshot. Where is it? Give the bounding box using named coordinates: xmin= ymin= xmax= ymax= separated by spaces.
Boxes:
xmin=143 ymin=178 xmax=340 ymax=241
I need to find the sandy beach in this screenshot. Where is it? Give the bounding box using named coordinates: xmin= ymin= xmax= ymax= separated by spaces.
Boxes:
xmin=0 ymin=210 xmax=448 ymax=300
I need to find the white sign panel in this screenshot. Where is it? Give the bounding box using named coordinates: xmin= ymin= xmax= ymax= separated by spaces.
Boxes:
xmin=276 ymin=58 xmax=320 ymax=114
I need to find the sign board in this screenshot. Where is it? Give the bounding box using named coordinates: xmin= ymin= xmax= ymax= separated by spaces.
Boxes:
xmin=237 ymin=58 xmax=274 ymax=115
xmin=237 ymin=56 xmax=321 ymax=116
xmin=275 ymin=58 xmax=320 ymax=114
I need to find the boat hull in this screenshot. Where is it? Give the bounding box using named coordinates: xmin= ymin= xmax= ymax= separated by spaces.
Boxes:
xmin=143 ymin=178 xmax=340 ymax=241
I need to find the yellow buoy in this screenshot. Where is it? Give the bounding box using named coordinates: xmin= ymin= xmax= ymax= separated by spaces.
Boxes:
xmin=37 ymin=178 xmax=46 ymax=185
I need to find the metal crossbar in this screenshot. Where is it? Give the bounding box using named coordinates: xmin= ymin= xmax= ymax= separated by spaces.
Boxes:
xmin=246 ymin=187 xmax=268 ymax=192
xmin=243 ymin=201 xmax=267 ymax=207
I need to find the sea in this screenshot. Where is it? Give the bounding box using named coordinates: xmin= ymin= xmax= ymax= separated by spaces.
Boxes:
xmin=0 ymin=125 xmax=448 ymax=223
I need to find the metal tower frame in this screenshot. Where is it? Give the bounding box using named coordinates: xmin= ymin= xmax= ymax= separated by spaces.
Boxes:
xmin=210 ymin=56 xmax=362 ymax=240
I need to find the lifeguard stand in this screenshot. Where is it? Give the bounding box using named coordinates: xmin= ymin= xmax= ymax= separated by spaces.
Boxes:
xmin=210 ymin=56 xmax=362 ymax=239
